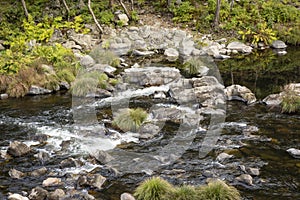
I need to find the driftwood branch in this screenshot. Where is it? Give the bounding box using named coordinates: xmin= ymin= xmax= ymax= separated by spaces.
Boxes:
xmin=21 ymin=0 xmax=29 ymax=19
xmin=87 ymin=0 xmax=104 ymax=34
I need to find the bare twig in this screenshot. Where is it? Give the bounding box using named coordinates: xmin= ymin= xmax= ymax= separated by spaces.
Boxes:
xmin=87 ymin=0 xmax=104 ymax=34
xmin=21 ymin=0 xmax=29 ymax=19
xmin=118 ymin=0 xmax=132 ymax=20
xmin=61 ymin=0 xmax=70 ymax=15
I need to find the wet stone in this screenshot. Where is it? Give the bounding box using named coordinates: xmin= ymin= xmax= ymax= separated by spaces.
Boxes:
xmin=236 ymin=174 xmax=253 ymax=185
xmin=120 ymin=193 xmax=135 ymax=200
xmin=28 ymin=187 xmax=48 ymax=200
xmin=30 ymin=167 xmax=48 ymax=177
xmin=9 ymin=169 xmax=26 ymax=179
xmin=248 ymin=167 xmax=260 ymax=176
xmin=8 ymin=193 xmax=29 ymax=200
xmin=42 ymin=177 xmax=62 ymax=187
xmin=48 ymin=189 xmax=65 ymax=200
xmin=7 ymin=141 xmax=31 ymax=157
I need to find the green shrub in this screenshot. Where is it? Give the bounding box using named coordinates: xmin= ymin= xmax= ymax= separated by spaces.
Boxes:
xmin=134 ymin=177 xmax=174 ymax=200
xmin=197 ymin=180 xmax=241 ymax=200
xmin=113 ymin=108 xmax=148 ymax=132
xmin=169 ymin=185 xmax=198 ymax=200
xmin=281 ymin=92 xmax=300 ymax=114
xmin=172 ymin=1 xmax=195 ymax=23
xmin=99 ymin=10 xmax=114 ymax=25
xmin=180 ymin=57 xmax=208 ymax=77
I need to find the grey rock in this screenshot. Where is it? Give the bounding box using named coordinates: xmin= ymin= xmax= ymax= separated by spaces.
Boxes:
xmin=236 ymin=174 xmax=253 ymax=185
xmin=216 ymin=152 xmax=233 ymax=163
xmin=89 ymin=64 xmax=117 ymax=75
xmin=60 ymin=158 xmax=77 ymax=168
xmin=89 ymin=174 xmax=106 ymax=189
xmin=179 ymin=38 xmax=195 ymax=57
xmin=30 ymin=167 xmax=48 ymax=177
xmin=138 ymin=123 xmax=161 ymax=139
xmin=86 ymin=88 xmax=112 ymax=98
xmin=123 ymin=67 xmax=181 ymax=86
xmin=48 ymin=189 xmax=65 ymax=200
xmin=42 ymin=178 xmax=62 ymax=187
xmin=248 ymin=167 xmax=260 ymax=176
xmin=271 ymin=40 xmax=287 ymax=49
xmin=120 ymin=193 xmax=135 ymax=200
xmin=110 ymin=42 xmax=132 ymax=56
xmin=227 ymin=41 xmax=252 ymax=53
xmin=8 ymin=193 xmax=29 ymax=200
xmin=153 ymin=91 xmax=167 ymax=99
xmin=28 ymin=85 xmax=53 ymax=95
xmin=80 ymin=55 xmax=95 ymax=68
xmin=225 ymin=84 xmax=256 ymax=104
xmin=69 ymin=32 xmax=95 ymax=50
xmin=90 ymin=150 xmax=114 ymax=164
xmin=9 ymin=169 xmax=25 ymax=179
xmin=28 ymin=187 xmax=48 ymax=200
xmin=287 ymin=148 xmax=300 ymax=159
xmin=206 ymin=45 xmax=219 ymax=57
xmin=132 ymin=49 xmax=155 ymax=56
xmin=7 ymin=141 xmax=31 ymax=157
xmin=59 ymin=82 xmax=70 ymax=90
xmin=164 ymin=48 xmax=179 ymax=58
xmin=0 ymin=43 xmax=5 ymax=50
xmin=0 ymin=93 xmax=8 ymax=99
xmin=117 ymin=14 xmax=129 ymax=25
xmin=262 ymin=94 xmax=282 ymax=106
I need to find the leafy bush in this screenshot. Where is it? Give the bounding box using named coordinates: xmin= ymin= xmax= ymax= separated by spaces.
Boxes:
xmin=169 ymin=185 xmax=198 ymax=200
xmin=172 ymin=1 xmax=195 ymax=23
xmin=281 ymin=92 xmax=300 ymax=114
xmin=197 ymin=180 xmax=241 ymax=200
xmin=134 ymin=177 xmax=174 ymax=200
xmin=71 ymin=71 xmax=108 ymax=97
xmin=113 ymin=108 xmax=148 ymax=132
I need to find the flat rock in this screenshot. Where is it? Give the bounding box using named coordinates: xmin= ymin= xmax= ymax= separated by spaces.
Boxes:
xmin=132 ymin=49 xmax=155 ymax=56
xmin=248 ymin=167 xmax=260 ymax=176
xmin=80 ymin=55 xmax=95 ymax=67
xmin=227 ymin=41 xmax=252 ymax=53
xmin=28 ymin=85 xmax=53 ymax=95
xmin=216 ymin=152 xmax=233 ymax=163
xmin=42 ymin=177 xmax=62 ymax=187
xmin=271 ymin=40 xmax=287 ymax=49
xmin=287 ymin=148 xmax=300 ymax=159
xmin=262 ymin=94 xmax=282 ymax=106
xmin=8 ymin=193 xmax=29 ymax=200
xmin=7 ymin=141 xmax=31 ymax=157
xmin=9 ymin=169 xmax=25 ymax=179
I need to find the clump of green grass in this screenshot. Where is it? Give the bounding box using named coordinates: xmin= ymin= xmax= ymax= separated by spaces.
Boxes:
xmin=113 ymin=108 xmax=148 ymax=132
xmin=71 ymin=71 xmax=109 ymax=97
xmin=197 ymin=180 xmax=241 ymax=200
xmin=281 ymin=92 xmax=300 ymax=113
xmin=134 ymin=177 xmax=174 ymax=200
xmin=169 ymin=185 xmax=198 ymax=200
xmin=181 ymin=57 xmax=208 ymax=77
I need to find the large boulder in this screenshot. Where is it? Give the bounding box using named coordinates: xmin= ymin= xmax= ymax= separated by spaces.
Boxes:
xmin=225 ymin=85 xmax=256 ymax=104
xmin=287 ymin=148 xmax=300 ymax=159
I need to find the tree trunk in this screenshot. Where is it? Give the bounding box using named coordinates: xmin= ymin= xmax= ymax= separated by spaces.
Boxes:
xmin=87 ymin=0 xmax=104 ymax=34
xmin=213 ymin=0 xmax=221 ymax=28
xmin=21 ymin=0 xmax=29 ymax=19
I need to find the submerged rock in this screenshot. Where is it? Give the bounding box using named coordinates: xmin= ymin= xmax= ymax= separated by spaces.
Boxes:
xmin=90 ymin=150 xmax=114 ymax=164
xmin=287 ymin=148 xmax=300 ymax=159
xmin=7 ymin=141 xmax=31 ymax=157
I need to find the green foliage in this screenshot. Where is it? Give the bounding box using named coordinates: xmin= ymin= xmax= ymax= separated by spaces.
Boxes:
xmin=134 ymin=177 xmax=174 ymax=200
xmin=238 ymin=23 xmax=277 ymax=45
xmin=71 ymin=71 xmax=109 ymax=97
xmin=89 ymin=47 xmax=120 ymax=67
xmin=99 ymin=10 xmax=115 ymax=25
xmin=56 ymin=69 xmax=76 ymax=83
xmin=281 ymin=91 xmax=300 ymax=114
xmin=180 ymin=57 xmax=208 ymax=76
xmin=172 ymin=1 xmax=195 ymax=23
xmin=197 ymin=180 xmax=241 ymax=200
xmin=113 ymin=108 xmax=148 ymax=132
xmin=169 ymin=185 xmax=198 ymax=200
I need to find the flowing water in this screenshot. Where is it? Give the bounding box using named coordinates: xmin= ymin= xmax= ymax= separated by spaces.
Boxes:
xmin=0 ymin=47 xmax=299 ymax=200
